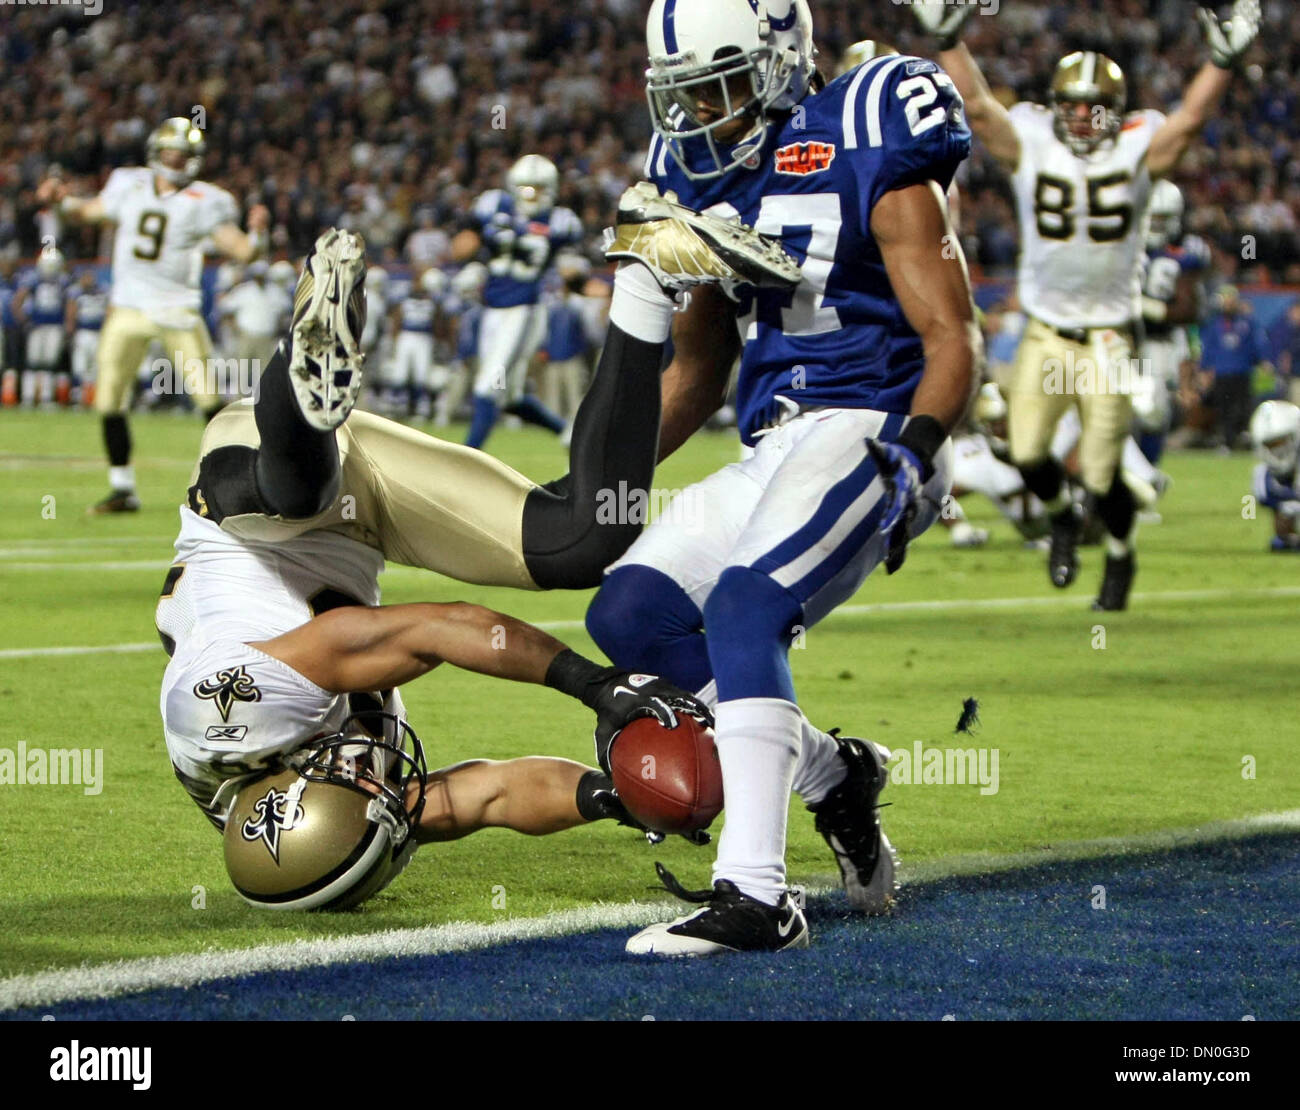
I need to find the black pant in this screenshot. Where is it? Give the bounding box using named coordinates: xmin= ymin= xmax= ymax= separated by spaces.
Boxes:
xmin=1210 ymin=374 xmax=1253 ymax=448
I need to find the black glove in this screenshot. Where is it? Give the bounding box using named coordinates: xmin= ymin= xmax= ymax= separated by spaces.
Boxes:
xmin=544 ymin=649 xmax=714 ymax=775
xmin=575 ymin=770 xmax=711 ymax=846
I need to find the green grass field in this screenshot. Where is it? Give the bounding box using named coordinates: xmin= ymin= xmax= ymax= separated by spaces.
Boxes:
xmin=0 ymin=409 xmax=1295 ymax=981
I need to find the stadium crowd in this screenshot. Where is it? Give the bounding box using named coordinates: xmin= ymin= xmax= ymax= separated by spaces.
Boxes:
xmin=0 ymin=0 xmax=1297 ymax=279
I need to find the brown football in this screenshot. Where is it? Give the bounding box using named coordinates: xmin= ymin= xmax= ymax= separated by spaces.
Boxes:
xmin=608 ymin=714 xmax=723 ymax=835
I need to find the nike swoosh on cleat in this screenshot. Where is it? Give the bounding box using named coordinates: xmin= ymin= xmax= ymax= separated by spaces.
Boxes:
xmin=777 ymin=912 xmax=798 ymax=938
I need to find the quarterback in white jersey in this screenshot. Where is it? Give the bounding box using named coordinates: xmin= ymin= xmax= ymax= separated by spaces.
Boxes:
xmin=37 ymin=117 xmax=270 ymax=514
xmin=914 ymin=0 xmax=1261 ymax=610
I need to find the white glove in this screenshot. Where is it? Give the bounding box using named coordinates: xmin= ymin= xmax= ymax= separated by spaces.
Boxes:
xmin=912 ymin=0 xmax=977 ymax=50
xmin=1198 ymin=0 xmax=1261 ymax=69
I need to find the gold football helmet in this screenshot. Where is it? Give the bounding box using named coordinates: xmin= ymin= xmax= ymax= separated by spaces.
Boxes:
xmin=835 ymin=39 xmax=899 ymax=78
xmin=222 ymin=712 xmax=427 ymax=911
xmin=147 ymin=117 xmax=207 ymax=186
xmin=1050 ymin=51 xmax=1127 ymax=156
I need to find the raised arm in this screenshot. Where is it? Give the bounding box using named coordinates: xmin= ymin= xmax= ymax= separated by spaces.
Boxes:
xmin=1148 ymin=1 xmax=1261 ymax=179
xmin=911 ymin=1 xmax=1020 ymax=171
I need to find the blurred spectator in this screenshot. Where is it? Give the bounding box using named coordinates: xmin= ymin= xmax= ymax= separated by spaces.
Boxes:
xmin=1200 ymin=287 xmax=1273 ymax=450
xmin=0 ymin=0 xmax=1295 ymax=289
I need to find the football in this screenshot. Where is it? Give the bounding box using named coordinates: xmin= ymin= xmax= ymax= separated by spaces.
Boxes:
xmin=608 ymin=714 xmax=724 ymax=835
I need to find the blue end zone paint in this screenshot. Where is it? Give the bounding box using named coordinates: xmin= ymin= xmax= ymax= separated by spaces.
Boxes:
xmin=11 ymin=833 xmax=1299 ymax=1021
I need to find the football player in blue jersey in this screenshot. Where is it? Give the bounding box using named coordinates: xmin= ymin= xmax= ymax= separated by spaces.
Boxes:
xmin=1137 ymin=181 xmax=1210 ymax=466
xmin=581 ymin=0 xmax=983 ymax=956
xmin=1249 ymin=400 xmax=1300 ymax=552
xmin=452 ymin=155 xmax=581 ymax=449
xmin=69 ymin=267 xmax=109 ymax=407
xmin=13 ymin=245 xmax=71 ymax=406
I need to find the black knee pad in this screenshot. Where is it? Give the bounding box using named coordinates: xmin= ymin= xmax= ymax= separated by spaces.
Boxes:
xmin=1018 ymin=458 xmax=1065 ymax=504
xmin=1094 ymin=473 xmax=1136 ymax=539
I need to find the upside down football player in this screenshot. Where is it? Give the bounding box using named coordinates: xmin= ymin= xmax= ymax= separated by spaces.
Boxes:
xmin=911 ymin=0 xmax=1261 ymax=609
xmin=160 ymin=212 xmax=799 ymax=907
xmin=577 ymin=0 xmax=982 ymax=955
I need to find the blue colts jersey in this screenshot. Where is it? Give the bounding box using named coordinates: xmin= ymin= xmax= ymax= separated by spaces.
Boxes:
xmin=398 ymin=294 xmax=437 ymax=334
xmin=1253 ymin=463 xmax=1299 ymax=511
xmin=75 ymin=288 xmax=109 ymax=331
xmin=1143 ymin=235 xmax=1210 ymax=338
xmin=470 ymin=190 xmax=582 ymax=309
xmin=23 ymin=276 xmax=70 ymax=326
xmin=647 ymin=55 xmax=971 ymax=445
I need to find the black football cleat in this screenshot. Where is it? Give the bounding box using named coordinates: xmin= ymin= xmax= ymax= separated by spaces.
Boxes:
xmin=1092 ymin=552 xmax=1136 ymax=611
xmin=625 ymin=866 xmax=809 ymax=957
xmin=1048 ymin=504 xmax=1083 ymax=588
xmin=88 ymin=490 xmax=141 ymax=515
xmin=808 ymin=732 xmax=898 ymax=913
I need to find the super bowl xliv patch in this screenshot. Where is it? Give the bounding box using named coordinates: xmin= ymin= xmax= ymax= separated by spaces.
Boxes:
xmin=774 ymin=141 xmax=836 ymax=176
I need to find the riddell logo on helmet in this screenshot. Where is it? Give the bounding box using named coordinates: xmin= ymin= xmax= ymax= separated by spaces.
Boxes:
xmin=774 ymin=142 xmax=836 ymax=176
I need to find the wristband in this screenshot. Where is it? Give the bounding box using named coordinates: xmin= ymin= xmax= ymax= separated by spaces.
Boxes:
xmin=544 ymin=648 xmax=612 ymax=705
xmin=896 ymin=415 xmax=946 ymax=481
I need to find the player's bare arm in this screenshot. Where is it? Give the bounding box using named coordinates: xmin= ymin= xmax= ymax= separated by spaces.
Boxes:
xmin=657 ymin=285 xmax=739 ymax=462
xmin=415 ymin=755 xmax=595 ymax=842
xmin=210 ymin=204 xmax=271 ymax=263
xmin=932 ymin=44 xmax=1021 ymax=171
xmin=872 ymin=181 xmax=982 ymax=431
xmin=1148 ymin=1 xmax=1262 ymax=178
xmin=253 ymin=601 xmax=576 ymax=693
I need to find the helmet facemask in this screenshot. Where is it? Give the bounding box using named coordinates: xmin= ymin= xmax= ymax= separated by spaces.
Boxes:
xmin=648 ymin=43 xmax=801 ymax=180
xmin=147 ymin=119 xmax=206 ymax=187
xmin=291 ymin=710 xmax=427 ymax=848
xmin=1051 ymin=97 xmax=1123 ymax=158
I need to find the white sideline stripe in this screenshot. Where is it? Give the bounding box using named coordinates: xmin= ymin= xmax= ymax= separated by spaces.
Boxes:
xmin=0 ymin=560 xmax=166 ymax=572
xmin=4 ymin=810 xmax=1297 ymax=1013
xmin=2 ymin=585 xmax=1298 ymax=661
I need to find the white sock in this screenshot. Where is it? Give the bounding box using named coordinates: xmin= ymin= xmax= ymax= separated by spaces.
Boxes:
xmin=711 ymin=697 xmax=802 ymax=906
xmin=609 ymin=262 xmax=674 ymax=344
xmin=1122 ymin=437 xmax=1159 ymax=486
xmin=792 ymin=718 xmax=847 ymax=806
xmin=109 ymin=465 xmax=135 ymax=492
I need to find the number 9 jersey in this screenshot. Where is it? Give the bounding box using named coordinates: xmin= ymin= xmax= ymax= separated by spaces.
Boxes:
xmin=98 ymin=166 xmax=239 ymax=315
xmin=1008 ymin=103 xmax=1164 ymax=332
xmin=646 ymin=54 xmax=971 ymax=445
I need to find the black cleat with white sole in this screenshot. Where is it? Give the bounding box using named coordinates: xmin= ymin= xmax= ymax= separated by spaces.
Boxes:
xmin=625 ymin=864 xmax=809 ymax=957
xmin=808 ymin=732 xmax=898 ymax=913
xmin=288 ymin=228 xmax=369 ymax=431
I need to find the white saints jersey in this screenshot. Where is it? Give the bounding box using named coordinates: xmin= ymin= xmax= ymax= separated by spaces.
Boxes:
xmin=157 ymin=507 xmax=388 ymax=818
xmin=1009 ymin=103 xmax=1164 ymax=330
xmin=100 ymin=167 xmax=239 ymax=314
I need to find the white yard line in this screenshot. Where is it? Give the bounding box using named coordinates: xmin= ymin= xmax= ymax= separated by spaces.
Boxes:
xmin=2 ymin=584 xmax=1298 ymax=662
xmin=2 ymin=809 xmax=1295 ymax=1013
xmin=0 ymin=560 xmax=167 ymax=572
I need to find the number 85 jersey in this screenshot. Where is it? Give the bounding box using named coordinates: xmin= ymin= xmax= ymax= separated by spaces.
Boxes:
xmin=99 ymin=166 xmax=239 ymax=315
xmin=647 ymin=55 xmax=971 ymax=446
xmin=1009 ymin=103 xmax=1164 ymax=332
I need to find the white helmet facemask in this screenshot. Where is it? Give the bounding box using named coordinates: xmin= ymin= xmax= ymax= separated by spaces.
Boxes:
xmin=646 ymin=0 xmax=815 ymax=181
